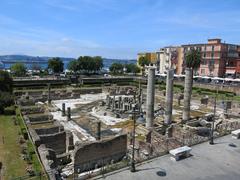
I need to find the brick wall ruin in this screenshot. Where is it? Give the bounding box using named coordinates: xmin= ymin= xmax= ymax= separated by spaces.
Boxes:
xmin=73 ymin=134 xmax=127 ymax=173
xmin=24 ymin=114 xmax=54 ymax=124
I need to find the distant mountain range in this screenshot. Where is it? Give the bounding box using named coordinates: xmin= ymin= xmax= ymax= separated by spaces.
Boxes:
xmin=0 ymin=55 xmax=136 ymax=70
xmin=0 ymin=54 xmax=136 ymax=62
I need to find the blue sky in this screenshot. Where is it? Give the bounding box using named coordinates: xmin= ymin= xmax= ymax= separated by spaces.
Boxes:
xmin=0 ymin=0 xmax=240 ymax=59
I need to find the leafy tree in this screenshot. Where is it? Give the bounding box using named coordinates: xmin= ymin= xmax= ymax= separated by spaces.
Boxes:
xmin=0 ymin=70 xmax=13 ymax=92
xmin=67 ymin=59 xmax=79 ymax=73
xmin=109 ymin=63 xmax=124 ymax=74
xmin=10 ymin=63 xmax=27 ymax=76
xmin=138 ymin=56 xmax=150 ymax=67
xmin=0 ymin=70 xmax=14 ymax=114
xmin=94 ymin=56 xmax=103 ymax=72
xmin=0 ymin=91 xmax=14 ymax=113
xmin=48 ymin=57 xmax=64 ymax=73
xmin=182 ymin=49 xmax=201 ymax=122
xmin=125 ymin=63 xmax=140 ymax=74
xmin=138 ymin=56 xmax=150 ymax=75
xmin=69 ymin=56 xmax=103 ymax=74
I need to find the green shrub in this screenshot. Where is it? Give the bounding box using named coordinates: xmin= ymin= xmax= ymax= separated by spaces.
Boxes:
xmin=0 ymin=92 xmax=14 ymax=114
xmin=4 ymin=105 xmax=16 ymax=115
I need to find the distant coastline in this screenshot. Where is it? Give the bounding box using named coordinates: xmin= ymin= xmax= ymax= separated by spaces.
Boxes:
xmin=0 ymin=55 xmax=136 ymax=70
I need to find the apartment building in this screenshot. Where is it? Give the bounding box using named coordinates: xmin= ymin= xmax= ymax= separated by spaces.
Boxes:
xmin=182 ymin=39 xmax=240 ymax=77
xmin=137 ymin=38 xmax=240 ymax=77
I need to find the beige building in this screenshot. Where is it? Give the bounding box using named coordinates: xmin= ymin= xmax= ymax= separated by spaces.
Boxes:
xmin=137 ymin=52 xmax=157 ymax=65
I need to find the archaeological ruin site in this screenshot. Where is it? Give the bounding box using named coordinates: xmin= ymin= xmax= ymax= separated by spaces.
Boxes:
xmin=14 ymin=69 xmax=240 ymax=179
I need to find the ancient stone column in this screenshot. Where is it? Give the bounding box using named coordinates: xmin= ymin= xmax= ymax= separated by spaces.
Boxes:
xmin=67 ymin=107 xmax=71 ymax=121
xmin=146 ymin=68 xmax=155 ymax=128
xmin=62 ymin=103 xmax=66 ymax=116
xmin=182 ymin=68 xmax=193 ymax=122
xmin=164 ymin=69 xmax=174 ymax=125
xmin=96 ymin=121 xmax=101 ymax=140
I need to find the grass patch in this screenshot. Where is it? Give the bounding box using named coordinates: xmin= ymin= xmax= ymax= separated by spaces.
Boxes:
xmin=0 ymin=115 xmax=28 ymax=179
xmin=15 ymin=108 xmax=46 ymax=179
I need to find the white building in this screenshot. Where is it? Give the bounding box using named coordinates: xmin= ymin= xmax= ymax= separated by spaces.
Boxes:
xmin=156 ymin=46 xmax=179 ymax=74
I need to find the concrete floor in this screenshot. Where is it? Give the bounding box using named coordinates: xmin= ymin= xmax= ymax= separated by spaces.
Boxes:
xmin=97 ymin=135 xmax=240 ymax=180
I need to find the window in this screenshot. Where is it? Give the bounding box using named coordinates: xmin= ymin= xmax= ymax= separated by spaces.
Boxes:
xmin=212 ymin=46 xmax=214 ymax=51
xmin=209 ymin=60 xmax=215 ymax=66
xmin=201 ymin=69 xmax=205 ymax=74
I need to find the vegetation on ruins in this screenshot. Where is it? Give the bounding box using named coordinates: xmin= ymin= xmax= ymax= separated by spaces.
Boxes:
xmin=48 ymin=57 xmax=64 ymax=73
xmin=68 ymin=56 xmax=103 ymax=74
xmin=182 ymin=49 xmax=201 ymax=122
xmin=0 ymin=70 xmax=14 ymax=114
xmin=0 ymin=70 xmax=13 ymax=92
xmin=109 ymin=63 xmax=140 ymax=75
xmin=10 ymin=63 xmax=27 ymax=76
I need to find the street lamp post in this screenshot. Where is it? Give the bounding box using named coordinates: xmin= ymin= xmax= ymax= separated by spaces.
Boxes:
xmin=130 ymin=105 xmax=137 ymax=172
xmin=209 ymin=89 xmax=218 ymax=145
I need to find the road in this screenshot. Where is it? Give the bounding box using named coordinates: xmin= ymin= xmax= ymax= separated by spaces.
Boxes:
xmin=96 ymin=135 xmax=240 ymax=180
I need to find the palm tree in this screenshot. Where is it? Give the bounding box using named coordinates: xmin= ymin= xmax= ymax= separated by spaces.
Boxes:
xmin=182 ymin=49 xmax=201 ymax=122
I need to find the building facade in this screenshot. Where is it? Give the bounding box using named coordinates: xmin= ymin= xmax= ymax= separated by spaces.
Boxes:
xmin=156 ymin=46 xmax=182 ymax=74
xmin=137 ymin=38 xmax=240 ymax=77
xmin=182 ymin=39 xmax=240 ymax=77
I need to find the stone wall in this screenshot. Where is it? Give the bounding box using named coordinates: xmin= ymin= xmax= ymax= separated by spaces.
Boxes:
xmin=73 ymin=134 xmax=127 ymax=173
xmin=15 ymin=88 xmax=102 ymax=100
xmin=216 ymin=120 xmax=240 ymax=135
xmin=39 ymin=131 xmax=68 ymax=155
xmin=24 ymin=114 xmax=54 ymax=124
xmin=21 ymin=106 xmax=45 ymax=115
xmin=38 ymin=144 xmax=59 ymax=180
xmin=35 ymin=126 xmax=64 ymax=135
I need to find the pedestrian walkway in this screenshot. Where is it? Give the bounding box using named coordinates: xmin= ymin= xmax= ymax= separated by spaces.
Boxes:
xmin=96 ymin=135 xmax=240 ymax=180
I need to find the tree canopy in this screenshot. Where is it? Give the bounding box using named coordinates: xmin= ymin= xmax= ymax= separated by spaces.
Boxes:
xmin=0 ymin=70 xmax=13 ymax=92
xmin=185 ymin=49 xmax=201 ymax=70
xmin=125 ymin=63 xmax=140 ymax=74
xmin=0 ymin=70 xmax=14 ymax=114
xmin=67 ymin=56 xmax=103 ymax=74
xmin=48 ymin=57 xmax=64 ymax=73
xmin=10 ymin=63 xmax=27 ymax=76
xmin=109 ymin=63 xmax=124 ymax=74
xmin=138 ymin=56 xmax=150 ymax=67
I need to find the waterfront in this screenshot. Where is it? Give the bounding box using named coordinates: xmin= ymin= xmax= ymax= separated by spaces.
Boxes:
xmin=0 ymin=57 xmax=136 ymax=70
